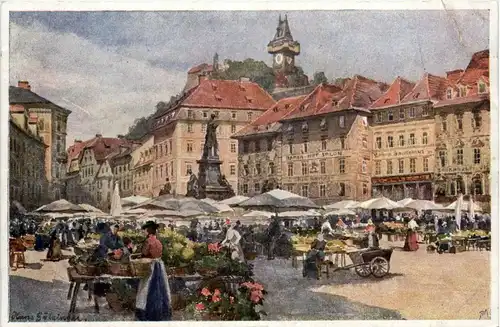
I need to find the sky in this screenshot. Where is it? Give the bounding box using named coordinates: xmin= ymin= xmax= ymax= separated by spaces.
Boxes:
xmin=9 ymin=10 xmax=489 ymax=144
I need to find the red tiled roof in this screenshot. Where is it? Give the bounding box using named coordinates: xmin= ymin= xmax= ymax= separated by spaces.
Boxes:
xmin=67 ymin=136 xmax=133 ymax=165
xmin=370 ymin=77 xmax=415 ymax=109
xmin=234 ymin=95 xmax=306 ymax=137
xmin=315 ymin=75 xmax=389 ymax=115
xmin=180 ymin=79 xmax=276 ymax=110
xmin=456 ymin=49 xmax=489 ymax=86
xmin=281 ymin=84 xmax=342 ymax=120
xmin=187 ymin=63 xmax=213 ymax=74
xmin=434 ymin=93 xmax=489 ymax=107
xmin=446 ymin=69 xmax=464 ymax=84
xmin=401 ymin=73 xmax=449 ymax=103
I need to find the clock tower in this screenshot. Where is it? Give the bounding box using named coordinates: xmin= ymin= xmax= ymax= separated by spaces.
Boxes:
xmin=267 ymin=14 xmax=301 ymax=74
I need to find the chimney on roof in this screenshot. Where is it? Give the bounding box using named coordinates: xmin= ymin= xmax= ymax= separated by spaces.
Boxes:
xmin=74 ymin=139 xmax=82 ymax=143
xmin=96 ymin=133 xmax=102 ymax=138
xmin=18 ymin=80 xmax=31 ymax=90
xmin=240 ymin=77 xmax=250 ymax=82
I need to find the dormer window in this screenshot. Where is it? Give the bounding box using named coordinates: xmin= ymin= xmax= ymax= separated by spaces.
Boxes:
xmin=245 ymin=96 xmax=253 ymax=103
xmin=273 ymin=107 xmax=279 ymax=113
xmin=301 ymin=122 xmax=309 ymax=133
xmin=478 ymin=82 xmax=487 ymax=94
xmin=446 ymin=88 xmax=453 ymax=100
xmin=459 ymin=86 xmax=467 ymax=97
xmin=332 ymin=100 xmax=338 ymax=106
xmin=320 ymin=118 xmax=327 ymax=130
xmin=388 ymin=110 xmax=394 ymax=121
xmin=339 ymin=115 xmax=345 ymax=128
xmin=376 ymin=112 xmax=382 ymax=122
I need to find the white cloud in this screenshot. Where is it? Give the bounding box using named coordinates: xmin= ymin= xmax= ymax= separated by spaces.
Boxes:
xmin=9 ymin=21 xmax=186 ymax=144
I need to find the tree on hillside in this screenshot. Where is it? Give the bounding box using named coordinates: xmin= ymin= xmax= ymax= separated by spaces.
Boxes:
xmin=312 ymin=71 xmax=328 ymax=85
xmin=212 ymin=59 xmax=276 ymax=92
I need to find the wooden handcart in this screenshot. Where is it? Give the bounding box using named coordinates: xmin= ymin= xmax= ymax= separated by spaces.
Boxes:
xmin=331 ymin=248 xmax=393 ymax=278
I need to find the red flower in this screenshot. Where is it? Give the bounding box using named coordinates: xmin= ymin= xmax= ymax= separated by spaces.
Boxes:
xmin=195 ymin=303 xmax=205 ymax=311
xmin=213 ymin=289 xmax=221 ymax=297
xmin=251 ymin=283 xmax=264 ymax=291
xmin=208 ymin=243 xmax=221 ymax=253
xmin=212 ymin=295 xmax=221 ymax=303
xmin=250 ymin=290 xmax=263 ymax=303
xmin=201 ymin=288 xmax=211 ymax=297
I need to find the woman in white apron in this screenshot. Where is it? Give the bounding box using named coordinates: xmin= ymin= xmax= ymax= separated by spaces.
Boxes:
xmin=135 ymin=221 xmax=172 ymax=321
xmin=221 ymin=222 xmax=245 ymax=262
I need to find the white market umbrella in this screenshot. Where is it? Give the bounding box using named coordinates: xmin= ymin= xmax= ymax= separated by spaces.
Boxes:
xmin=243 ymin=210 xmax=274 ymax=218
xmin=121 ymin=195 xmax=151 ymax=206
xmin=35 ymin=199 xmax=87 ymax=213
xmin=469 ymin=198 xmax=475 ymax=220
xmin=325 ymin=208 xmax=357 ymax=216
xmin=455 ymin=194 xmax=463 ymax=230
xmin=79 ymin=203 xmax=104 ymax=213
xmin=404 ymin=200 xmax=444 ymax=211
xmin=218 ymin=195 xmax=250 ymax=206
xmin=397 ymin=198 xmax=414 ymax=206
xmin=323 ymin=200 xmax=359 ymax=210
xmin=356 ymin=197 xmax=401 ymax=210
xmin=238 ymin=189 xmax=319 ymax=211
xmin=110 ymin=181 xmax=123 ymax=217
xmin=201 ymin=198 xmax=233 ymax=213
xmin=279 ymin=210 xmax=322 ymax=218
xmin=445 ymin=199 xmax=482 ymax=212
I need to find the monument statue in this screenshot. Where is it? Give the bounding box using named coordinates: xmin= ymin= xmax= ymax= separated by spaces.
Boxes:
xmin=159 ymin=178 xmax=172 ymax=196
xmin=218 ymin=174 xmax=235 ymax=197
xmin=186 ymin=169 xmax=199 ymax=198
xmin=203 ymin=114 xmax=219 ymax=158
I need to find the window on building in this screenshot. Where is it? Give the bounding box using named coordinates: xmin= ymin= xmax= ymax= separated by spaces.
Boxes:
xmin=339 ymin=158 xmax=345 ymax=174
xmin=387 ymin=160 xmax=393 ymax=175
xmin=363 ymin=183 xmax=368 ymax=195
xmin=247 ymin=112 xmax=253 ymax=120
xmin=422 ymin=107 xmax=429 ymax=117
xmin=202 ymin=111 xmax=208 ymax=118
xmin=255 ymin=163 xmax=261 ymax=175
xmin=473 ymin=177 xmax=483 ymax=195
xmin=255 ymin=141 xmax=260 ymax=152
xmin=398 ymin=108 xmax=405 ymax=120
xmin=423 ymin=158 xmax=429 ymax=172
xmin=439 ymin=150 xmax=446 ymax=167
xmin=474 ymin=148 xmax=481 ymax=164
xmin=287 ymin=163 xmax=294 ymax=176
xmin=288 ymin=141 xmax=293 ymax=154
xmin=286 ymin=184 xmax=294 ymax=193
xmin=473 ymin=112 xmax=482 ymax=129
xmin=398 ymin=135 xmax=405 ymax=147
xmin=231 ymin=111 xmax=237 ymax=119
xmin=339 ymin=116 xmax=345 ymax=128
xmin=186 ymin=164 xmax=192 ymax=176
xmin=362 ymin=160 xmax=367 ymax=173
xmin=267 ymin=138 xmax=273 ymax=151
xmin=268 ymin=162 xmax=275 ymax=174
xmin=319 ymin=184 xmax=326 ymax=197
xmin=456 ymin=148 xmax=464 ymax=165
xmin=303 ymin=139 xmax=308 ymax=153
xmin=409 ymin=107 xmax=416 ymax=118
xmin=301 ymin=185 xmax=309 ymax=197
xmin=301 ymin=162 xmax=308 ymax=175
xmin=187 ymin=123 xmax=194 ymax=134
xmin=409 ymin=158 xmax=416 ymax=173
xmin=230 ymin=164 xmax=236 ymax=175
xmin=398 ymin=159 xmax=404 ymax=174
xmin=243 ymin=164 xmax=249 ymax=176
xmin=230 ymin=142 xmax=236 ymax=153
xmin=242 ymin=184 xmax=248 ymax=194
xmin=321 ymin=136 xmax=327 ymax=151
xmin=387 ymin=136 xmax=394 ymax=148
xmin=187 ymin=142 xmax=193 ymax=152
xmin=254 ymin=183 xmax=260 ymax=193
xmin=340 ymin=137 xmax=345 ymax=149
xmin=446 ymin=88 xmax=453 ymax=99
xmin=409 ymin=133 xmax=415 ymax=145
xmin=376 ymin=112 xmax=382 ymax=122
xmin=459 ymin=86 xmax=467 ymax=97
xmin=376 ymin=137 xmax=382 ymax=149
xmin=339 ymin=183 xmax=346 ymax=196
xmin=202 ymin=123 xmax=207 ymax=133
xmin=457 ymin=115 xmax=463 ymax=131
xmin=478 ymin=82 xmax=487 ymax=94
xmin=388 ymin=110 xmax=394 ymax=121
xmin=375 ymin=161 xmax=381 ymax=175
xmin=231 ymin=124 xmax=237 ymax=134
xmin=320 ymin=160 xmax=326 ymax=174
xmin=422 ymin=132 xmax=428 ymax=145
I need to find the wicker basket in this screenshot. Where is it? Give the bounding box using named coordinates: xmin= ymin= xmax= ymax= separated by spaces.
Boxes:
xmin=107 ymin=260 xmax=132 ymax=276
xmin=129 ymin=259 xmax=152 ymax=277
xmin=75 ymin=262 xmax=105 ymax=276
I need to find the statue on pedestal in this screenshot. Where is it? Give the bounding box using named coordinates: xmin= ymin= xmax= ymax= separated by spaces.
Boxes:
xmin=159 ymin=178 xmax=172 ymax=196
xmin=186 ymin=169 xmax=199 ymax=198
xmin=218 ymin=174 xmax=235 ymax=197
xmin=203 ymin=114 xmax=219 ymax=158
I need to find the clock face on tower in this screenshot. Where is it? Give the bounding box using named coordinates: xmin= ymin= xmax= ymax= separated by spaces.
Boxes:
xmin=275 ymin=53 xmax=284 ymax=65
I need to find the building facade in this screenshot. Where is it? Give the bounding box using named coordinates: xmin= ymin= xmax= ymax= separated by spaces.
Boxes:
xmin=132 ymin=136 xmax=156 ymax=197
xmin=9 ymin=81 xmax=71 ymax=201
xmin=9 ymin=106 xmax=48 ymax=210
xmin=152 ymin=79 xmax=276 ymax=196
xmin=65 ymin=135 xmax=135 ymax=211
xmin=432 ymin=50 xmax=490 ymax=209
xmin=369 ymin=76 xmax=437 ymax=200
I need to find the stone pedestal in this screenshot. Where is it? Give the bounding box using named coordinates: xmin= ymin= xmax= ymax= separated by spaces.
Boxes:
xmin=197 ymin=157 xmax=235 ymax=201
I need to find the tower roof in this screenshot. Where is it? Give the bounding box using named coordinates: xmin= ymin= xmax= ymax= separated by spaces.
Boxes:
xmin=272 ymin=14 xmax=294 ymax=42
xmin=267 ymin=14 xmax=300 ymax=55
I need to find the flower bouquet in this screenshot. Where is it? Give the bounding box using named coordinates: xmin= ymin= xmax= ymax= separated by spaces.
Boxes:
xmin=187 ymin=282 xmax=267 ymax=320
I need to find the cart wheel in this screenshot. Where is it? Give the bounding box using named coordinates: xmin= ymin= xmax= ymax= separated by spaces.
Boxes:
xmin=370 ymin=256 xmax=390 ymax=278
xmin=354 ymin=264 xmax=372 ymax=277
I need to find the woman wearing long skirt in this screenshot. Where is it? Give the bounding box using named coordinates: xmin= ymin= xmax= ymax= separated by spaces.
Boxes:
xmin=404 ymin=217 xmax=419 ymax=251
xmin=135 ymin=221 xmax=172 ymax=321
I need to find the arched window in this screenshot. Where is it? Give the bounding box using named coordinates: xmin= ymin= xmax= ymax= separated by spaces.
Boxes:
xmin=473 ymin=177 xmax=483 ymax=195
xmin=456 ymin=177 xmax=465 ymax=195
